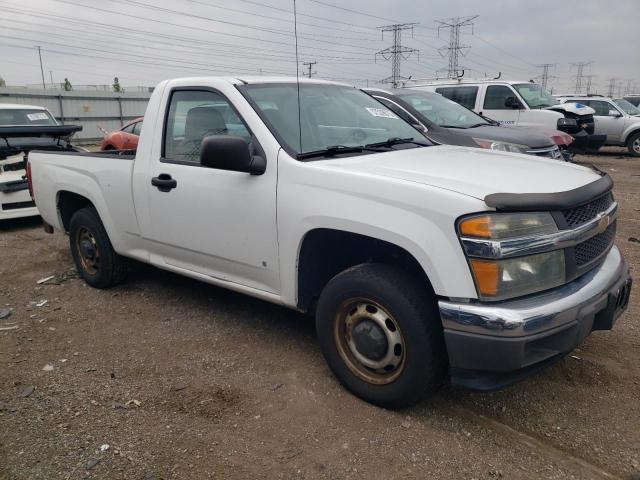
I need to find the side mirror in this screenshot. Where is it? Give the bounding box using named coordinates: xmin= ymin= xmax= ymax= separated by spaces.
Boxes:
xmin=200 ymin=135 xmax=266 ymax=175
xmin=608 ymin=109 xmax=622 ymax=117
xmin=504 ymin=97 xmax=522 ymax=109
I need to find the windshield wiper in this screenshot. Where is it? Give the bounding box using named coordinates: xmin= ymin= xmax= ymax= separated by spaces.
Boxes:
xmin=297 ymin=144 xmax=370 ymax=160
xmin=466 ymin=123 xmax=489 ymax=128
xmin=364 ymin=137 xmax=428 ymax=148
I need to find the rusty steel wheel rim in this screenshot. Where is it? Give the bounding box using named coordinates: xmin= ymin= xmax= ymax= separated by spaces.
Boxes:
xmin=333 ymin=298 xmax=406 ymax=385
xmin=75 ymin=227 xmax=100 ymax=276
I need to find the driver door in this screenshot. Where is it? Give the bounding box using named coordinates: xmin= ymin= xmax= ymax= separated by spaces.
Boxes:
xmin=481 ymin=85 xmax=521 ymax=126
xmin=144 ymin=89 xmax=279 ymax=293
xmin=585 ymin=100 xmax=624 ymax=143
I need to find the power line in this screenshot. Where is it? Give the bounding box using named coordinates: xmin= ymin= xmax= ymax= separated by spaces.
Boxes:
xmin=232 ymin=0 xmax=379 ymax=32
xmin=183 ymin=0 xmax=382 ymax=39
xmin=473 ymin=34 xmax=535 ymax=68
xmin=0 ymin=12 xmax=377 ymax=62
xmin=49 ymin=0 xmax=373 ymax=55
xmin=436 ymin=16 xmax=478 ymax=79
xmin=375 ymin=23 xmax=419 ymax=88
xmin=305 ymin=0 xmax=402 ymax=23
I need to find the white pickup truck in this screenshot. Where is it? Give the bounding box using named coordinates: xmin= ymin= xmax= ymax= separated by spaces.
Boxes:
xmin=28 ymin=77 xmax=632 ymax=408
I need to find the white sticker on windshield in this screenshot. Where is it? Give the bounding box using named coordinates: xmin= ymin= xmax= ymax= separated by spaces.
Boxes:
xmin=365 ymin=107 xmax=399 ymax=119
xmin=26 ymin=112 xmax=49 ymax=121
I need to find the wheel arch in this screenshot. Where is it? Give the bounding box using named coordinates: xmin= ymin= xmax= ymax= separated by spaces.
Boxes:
xmin=623 ymin=127 xmax=640 ymax=145
xmin=296 ymin=228 xmax=435 ymax=313
xmin=57 ymin=190 xmax=97 ymax=232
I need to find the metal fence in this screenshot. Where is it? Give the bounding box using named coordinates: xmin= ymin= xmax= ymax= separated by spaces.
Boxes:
xmin=0 ymin=88 xmax=152 ymax=144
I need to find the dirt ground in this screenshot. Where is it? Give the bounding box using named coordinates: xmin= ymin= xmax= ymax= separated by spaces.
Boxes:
xmin=0 ymin=148 xmax=638 ymax=480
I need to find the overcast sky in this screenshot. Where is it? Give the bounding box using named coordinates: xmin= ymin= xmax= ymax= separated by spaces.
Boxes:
xmin=0 ymin=0 xmax=638 ymax=94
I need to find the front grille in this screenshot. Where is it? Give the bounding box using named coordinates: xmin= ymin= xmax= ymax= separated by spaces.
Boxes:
xmin=1 ymin=200 xmax=36 ymax=211
xmin=526 ymin=146 xmax=562 ymax=160
xmin=577 ymin=114 xmax=595 ymax=134
xmin=574 ymin=221 xmax=616 ymax=267
xmin=561 ymin=193 xmax=614 ymax=228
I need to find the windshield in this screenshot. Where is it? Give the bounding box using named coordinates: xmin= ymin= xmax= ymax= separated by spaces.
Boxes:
xmin=513 ymin=83 xmax=558 ymax=109
xmin=614 ymin=98 xmax=640 ymax=115
xmin=241 ymin=83 xmax=426 ymax=156
xmin=0 ymin=108 xmax=57 ymax=126
xmin=396 ymin=91 xmax=489 ymax=128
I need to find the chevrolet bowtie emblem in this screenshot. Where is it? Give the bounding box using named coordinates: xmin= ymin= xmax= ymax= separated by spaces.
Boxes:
xmin=597 ymin=214 xmax=610 ymax=233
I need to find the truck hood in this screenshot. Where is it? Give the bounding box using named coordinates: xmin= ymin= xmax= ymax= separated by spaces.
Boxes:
xmin=437 ymin=124 xmax=556 ymax=149
xmin=318 ymin=145 xmax=600 ymax=202
xmin=545 ymin=103 xmax=595 ymax=116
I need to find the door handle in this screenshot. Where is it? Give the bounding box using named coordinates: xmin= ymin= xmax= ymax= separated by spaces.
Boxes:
xmin=151 ymin=173 xmax=177 ymax=192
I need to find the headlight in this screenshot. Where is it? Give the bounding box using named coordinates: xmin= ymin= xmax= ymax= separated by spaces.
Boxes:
xmin=458 ymin=213 xmax=565 ymax=300
xmin=473 ymin=138 xmax=528 ymax=154
xmin=469 ymin=251 xmax=565 ymax=300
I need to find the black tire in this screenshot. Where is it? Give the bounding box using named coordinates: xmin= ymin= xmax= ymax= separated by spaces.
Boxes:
xmin=627 ymin=132 xmax=640 ymax=157
xmin=69 ymin=207 xmax=127 ymax=289
xmin=315 ymin=263 xmax=447 ymax=409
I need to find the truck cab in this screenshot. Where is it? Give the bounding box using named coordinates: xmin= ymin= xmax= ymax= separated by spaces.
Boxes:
xmin=27 ymin=77 xmax=632 ymax=408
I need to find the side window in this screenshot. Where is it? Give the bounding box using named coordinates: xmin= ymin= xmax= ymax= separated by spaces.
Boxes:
xmin=132 ymin=121 xmax=143 ymax=136
xmin=163 ymin=90 xmax=251 ymax=164
xmin=122 ymin=123 xmax=135 ymax=134
xmin=483 ymin=86 xmax=519 ymax=110
xmin=589 ymin=101 xmax=612 ymax=116
xmin=376 ymin=97 xmax=419 ymax=126
xmin=435 ymin=86 xmax=478 ymax=110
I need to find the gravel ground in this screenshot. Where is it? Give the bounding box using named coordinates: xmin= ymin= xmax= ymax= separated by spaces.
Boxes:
xmin=0 ymin=148 xmax=638 ymax=480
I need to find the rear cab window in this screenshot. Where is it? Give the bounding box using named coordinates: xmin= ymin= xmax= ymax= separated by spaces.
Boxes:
xmin=0 ymin=109 xmax=56 ymax=126
xmin=434 ymin=86 xmax=479 ymax=110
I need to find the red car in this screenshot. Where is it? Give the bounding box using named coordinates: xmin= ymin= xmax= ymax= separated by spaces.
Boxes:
xmin=100 ymin=117 xmax=143 ymax=151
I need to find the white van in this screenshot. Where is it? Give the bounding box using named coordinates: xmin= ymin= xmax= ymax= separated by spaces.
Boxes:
xmin=404 ymin=79 xmax=606 ymax=151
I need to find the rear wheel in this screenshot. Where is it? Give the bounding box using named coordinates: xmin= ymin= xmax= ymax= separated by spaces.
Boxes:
xmin=69 ymin=207 xmax=127 ymax=288
xmin=627 ymin=132 xmax=640 ymax=157
xmin=315 ymin=263 xmax=447 ymax=409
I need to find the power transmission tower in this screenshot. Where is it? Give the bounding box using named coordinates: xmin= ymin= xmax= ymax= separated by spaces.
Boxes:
xmin=570 ymin=61 xmax=591 ymax=94
xmin=303 ymin=61 xmax=317 ymax=79
xmin=607 ymin=77 xmax=619 ymax=98
xmin=435 ymin=15 xmax=478 ymax=79
xmin=624 ymin=79 xmax=636 ymax=95
xmin=35 ymin=45 xmax=46 ymax=89
xmin=536 ymin=63 xmax=557 ymax=89
xmin=584 ymin=74 xmax=597 ymax=94
xmin=375 ymin=23 xmax=419 ymax=88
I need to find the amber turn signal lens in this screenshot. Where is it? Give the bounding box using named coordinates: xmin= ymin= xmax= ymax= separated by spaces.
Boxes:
xmin=459 ymin=216 xmax=492 ymax=238
xmin=470 ymin=259 xmax=499 ymax=296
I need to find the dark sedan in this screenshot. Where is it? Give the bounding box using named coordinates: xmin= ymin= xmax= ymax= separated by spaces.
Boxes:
xmin=365 ymin=88 xmax=569 ymax=161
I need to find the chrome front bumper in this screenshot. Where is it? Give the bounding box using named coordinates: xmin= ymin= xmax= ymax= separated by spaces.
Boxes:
xmin=439 ymin=246 xmax=632 ymax=385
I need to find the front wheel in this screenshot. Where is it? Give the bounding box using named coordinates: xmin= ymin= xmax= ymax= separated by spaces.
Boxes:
xmin=627 ymin=132 xmax=640 ymax=157
xmin=69 ymin=207 xmax=127 ymax=289
xmin=315 ymin=263 xmax=447 ymax=409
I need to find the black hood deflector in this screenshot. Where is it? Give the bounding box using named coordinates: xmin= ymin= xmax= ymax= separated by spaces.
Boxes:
xmin=484 ymin=174 xmax=613 ymax=211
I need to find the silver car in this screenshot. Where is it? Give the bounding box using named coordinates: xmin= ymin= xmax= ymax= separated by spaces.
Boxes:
xmin=558 ymin=95 xmax=640 ymax=156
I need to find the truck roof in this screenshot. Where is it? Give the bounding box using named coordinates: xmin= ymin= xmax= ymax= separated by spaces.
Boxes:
xmin=404 ymin=78 xmax=536 ymax=87
xmin=161 ymin=76 xmax=352 ymax=88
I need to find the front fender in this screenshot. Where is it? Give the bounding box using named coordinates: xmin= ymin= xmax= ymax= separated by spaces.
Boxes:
xmin=277 ymin=157 xmax=485 ymax=306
